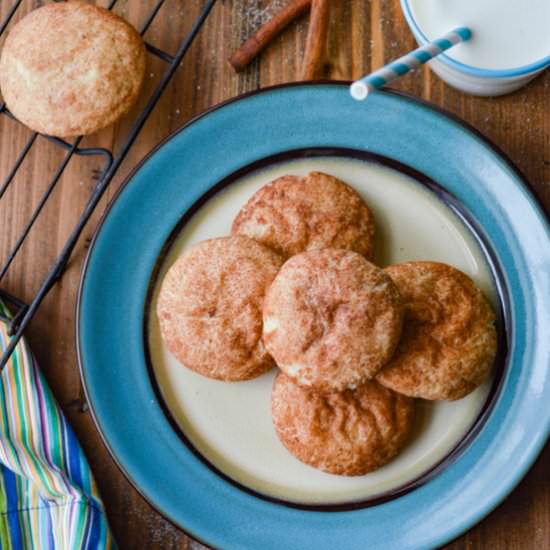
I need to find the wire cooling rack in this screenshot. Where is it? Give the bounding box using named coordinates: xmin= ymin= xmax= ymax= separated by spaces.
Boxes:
xmin=0 ymin=0 xmax=218 ymax=369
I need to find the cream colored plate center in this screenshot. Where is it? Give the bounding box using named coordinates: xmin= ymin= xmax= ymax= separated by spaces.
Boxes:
xmin=148 ymin=156 xmax=495 ymax=505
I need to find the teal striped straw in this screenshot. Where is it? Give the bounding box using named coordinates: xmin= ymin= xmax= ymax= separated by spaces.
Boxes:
xmin=350 ymin=27 xmax=472 ymax=101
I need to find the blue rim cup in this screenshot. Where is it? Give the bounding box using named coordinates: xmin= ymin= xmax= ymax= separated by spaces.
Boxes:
xmin=400 ymin=0 xmax=550 ymax=96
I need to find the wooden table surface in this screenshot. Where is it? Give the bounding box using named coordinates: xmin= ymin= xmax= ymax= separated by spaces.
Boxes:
xmin=1 ymin=1 xmax=549 ymax=548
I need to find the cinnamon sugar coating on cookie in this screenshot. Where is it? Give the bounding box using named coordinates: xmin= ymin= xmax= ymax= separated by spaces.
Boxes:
xmin=232 ymin=172 xmax=375 ymax=259
xmin=157 ymin=236 xmax=283 ymax=381
xmin=272 ymin=373 xmax=415 ymax=475
xmin=376 ymin=261 xmax=497 ymax=400
xmin=263 ymin=249 xmax=403 ymax=392
xmin=0 ymin=2 xmax=146 ymax=137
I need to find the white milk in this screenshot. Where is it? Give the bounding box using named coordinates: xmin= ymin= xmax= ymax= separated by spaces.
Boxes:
xmin=408 ymin=0 xmax=550 ymax=70
xmin=148 ymin=156 xmax=497 ymax=505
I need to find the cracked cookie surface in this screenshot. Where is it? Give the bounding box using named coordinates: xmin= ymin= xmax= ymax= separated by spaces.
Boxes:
xmin=376 ymin=261 xmax=497 ymax=400
xmin=157 ymin=236 xmax=283 ymax=381
xmin=263 ymin=248 xmax=403 ymax=392
xmin=271 ymin=372 xmax=415 ymax=475
xmin=0 ymin=2 xmax=146 ymax=137
xmin=232 ymin=171 xmax=375 ymax=260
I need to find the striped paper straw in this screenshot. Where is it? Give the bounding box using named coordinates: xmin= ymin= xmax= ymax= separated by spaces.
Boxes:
xmin=350 ymin=27 xmax=472 ymax=101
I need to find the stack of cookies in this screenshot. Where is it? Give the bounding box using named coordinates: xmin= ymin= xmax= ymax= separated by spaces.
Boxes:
xmin=157 ymin=171 xmax=497 ymax=476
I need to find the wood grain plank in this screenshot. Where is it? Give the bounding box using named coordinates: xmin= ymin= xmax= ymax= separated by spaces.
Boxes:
xmin=0 ymin=1 xmax=548 ymax=548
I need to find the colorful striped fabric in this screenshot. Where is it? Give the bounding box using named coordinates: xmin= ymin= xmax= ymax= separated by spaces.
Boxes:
xmin=0 ymin=301 xmax=115 ymax=549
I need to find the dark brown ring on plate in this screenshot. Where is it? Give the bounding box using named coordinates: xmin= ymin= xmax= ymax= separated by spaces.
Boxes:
xmin=142 ymin=146 xmax=510 ymax=512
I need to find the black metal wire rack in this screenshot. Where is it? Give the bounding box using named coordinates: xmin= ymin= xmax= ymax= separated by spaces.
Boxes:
xmin=0 ymin=0 xmax=218 ymax=369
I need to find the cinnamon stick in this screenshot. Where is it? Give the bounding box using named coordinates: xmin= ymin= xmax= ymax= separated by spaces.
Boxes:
xmin=228 ymin=0 xmax=311 ymax=72
xmin=301 ymin=0 xmax=331 ymax=80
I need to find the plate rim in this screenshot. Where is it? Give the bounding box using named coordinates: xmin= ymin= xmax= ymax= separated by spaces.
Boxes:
xmin=76 ymin=81 xmax=550 ymax=549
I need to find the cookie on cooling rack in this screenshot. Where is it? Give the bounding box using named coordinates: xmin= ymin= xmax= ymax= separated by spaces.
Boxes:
xmin=376 ymin=261 xmax=497 ymax=401
xmin=263 ymin=248 xmax=403 ymax=393
xmin=232 ymin=171 xmax=376 ymax=260
xmin=156 ymin=236 xmax=283 ymax=382
xmin=272 ymin=372 xmax=415 ymax=476
xmin=0 ymin=2 xmax=146 ymax=137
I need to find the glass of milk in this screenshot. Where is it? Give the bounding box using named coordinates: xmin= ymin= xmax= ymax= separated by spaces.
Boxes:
xmin=401 ymin=0 xmax=550 ymax=95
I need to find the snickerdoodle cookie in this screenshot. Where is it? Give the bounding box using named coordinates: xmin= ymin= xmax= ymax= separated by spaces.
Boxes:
xmin=232 ymin=172 xmax=375 ymax=260
xmin=272 ymin=372 xmax=415 ymax=475
xmin=0 ymin=2 xmax=146 ymax=137
xmin=157 ymin=236 xmax=283 ymax=381
xmin=376 ymin=261 xmax=497 ymax=400
xmin=263 ymin=249 xmax=403 ymax=392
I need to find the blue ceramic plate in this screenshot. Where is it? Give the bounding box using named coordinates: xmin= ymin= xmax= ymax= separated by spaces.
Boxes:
xmin=77 ymin=83 xmax=550 ymax=549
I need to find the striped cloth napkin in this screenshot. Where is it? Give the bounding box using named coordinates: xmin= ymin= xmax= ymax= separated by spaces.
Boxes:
xmin=0 ymin=301 xmax=115 ymax=549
